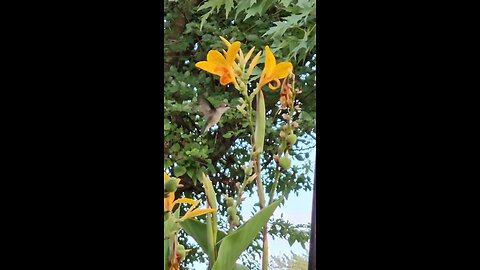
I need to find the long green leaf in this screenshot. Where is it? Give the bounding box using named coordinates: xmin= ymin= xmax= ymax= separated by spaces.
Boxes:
xmin=211 ymin=196 xmax=284 ymax=270
xmin=180 ymin=219 xmax=227 ymax=255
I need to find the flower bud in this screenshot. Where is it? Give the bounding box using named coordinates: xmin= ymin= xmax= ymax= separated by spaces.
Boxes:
xmin=245 ymin=165 xmax=253 ymax=176
xmin=232 ymin=215 xmax=240 ymax=226
xmin=164 ymin=178 xmax=178 ymax=193
xmin=279 ymin=130 xmax=286 ymax=138
xmin=225 ymin=197 xmax=234 ymax=207
xmin=279 ymin=156 xmax=291 ymax=170
xmin=227 ymin=206 xmax=237 ymax=216
xmin=286 ymin=134 xmax=297 ymax=145
xmin=291 ymin=121 xmax=299 ymax=129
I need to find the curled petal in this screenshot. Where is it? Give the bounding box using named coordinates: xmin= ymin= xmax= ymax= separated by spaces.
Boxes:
xmin=268 ymin=79 xmax=281 ymax=90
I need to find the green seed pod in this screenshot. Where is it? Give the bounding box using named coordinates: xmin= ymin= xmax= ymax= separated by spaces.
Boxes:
xmin=227 ymin=206 xmax=237 ymax=217
xmin=245 ymin=165 xmax=253 ymax=176
xmin=232 ymin=215 xmax=240 ymax=226
xmin=225 ymin=197 xmax=234 ymax=207
xmin=164 ymin=178 xmax=178 ymax=193
xmin=279 ymin=156 xmax=291 ymax=170
xmin=286 ymin=134 xmax=297 ymax=145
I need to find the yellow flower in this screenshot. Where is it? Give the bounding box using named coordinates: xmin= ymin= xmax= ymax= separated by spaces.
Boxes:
xmin=259 ymin=46 xmax=293 ymax=90
xmin=195 ymin=41 xmax=241 ymax=86
xmin=164 ymin=171 xmax=216 ymax=219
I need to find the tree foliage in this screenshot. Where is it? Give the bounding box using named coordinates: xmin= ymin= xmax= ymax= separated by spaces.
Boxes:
xmin=270 ymin=252 xmax=308 ymax=270
xmin=164 ymin=0 xmax=316 ymax=269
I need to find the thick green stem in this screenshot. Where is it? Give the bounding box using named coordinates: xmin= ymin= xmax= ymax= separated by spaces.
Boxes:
xmin=206 ymin=214 xmax=215 ymax=269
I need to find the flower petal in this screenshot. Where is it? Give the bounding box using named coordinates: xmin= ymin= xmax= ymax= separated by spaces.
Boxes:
xmin=226 ymin=41 xmax=241 ymax=64
xmin=195 ymin=61 xmax=223 ymax=76
xmin=244 ymin=47 xmax=255 ymax=64
xmin=174 ymin=198 xmax=196 ymax=205
xmin=220 ymin=73 xmax=235 ymax=85
xmin=268 ymin=79 xmax=281 ymax=90
xmin=247 ymin=50 xmax=262 ymax=79
xmin=263 ymin=46 xmax=276 ymax=76
xmin=164 ymin=172 xmax=169 ymax=182
xmin=164 ymin=192 xmax=176 ymax=211
xmin=272 ymin=62 xmax=293 ymax=80
xmin=219 ymin=36 xmax=232 ymax=48
xmin=183 ymin=208 xmax=216 ymax=219
xmin=206 ymin=50 xmax=228 ymax=65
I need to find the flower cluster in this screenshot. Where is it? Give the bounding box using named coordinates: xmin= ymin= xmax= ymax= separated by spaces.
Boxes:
xmin=195 ymin=36 xmax=293 ymax=92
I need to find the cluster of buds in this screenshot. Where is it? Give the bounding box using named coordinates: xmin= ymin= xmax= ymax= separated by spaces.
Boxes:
xmin=273 ymin=73 xmax=303 ymax=171
xmin=224 ymin=196 xmax=240 ymax=227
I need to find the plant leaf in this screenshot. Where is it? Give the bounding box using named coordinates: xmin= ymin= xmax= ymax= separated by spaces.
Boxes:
xmin=180 ymin=218 xmax=227 ymax=256
xmin=211 ymin=196 xmax=284 ymax=270
xmin=174 ymin=165 xmax=187 ymax=177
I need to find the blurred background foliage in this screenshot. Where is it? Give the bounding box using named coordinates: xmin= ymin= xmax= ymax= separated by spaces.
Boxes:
xmin=164 ymin=0 xmax=316 ymax=269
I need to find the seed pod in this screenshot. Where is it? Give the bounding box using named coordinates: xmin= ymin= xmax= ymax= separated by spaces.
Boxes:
xmin=225 ymin=197 xmax=234 ymax=207
xmin=245 ymin=165 xmax=253 ymax=176
xmin=286 ymin=134 xmax=297 ymax=145
xmin=232 ymin=215 xmax=240 ymax=226
xmin=279 ymin=156 xmax=291 ymax=170
xmin=227 ymin=206 xmax=237 ymax=216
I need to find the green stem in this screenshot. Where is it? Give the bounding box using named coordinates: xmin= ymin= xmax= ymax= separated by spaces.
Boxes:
xmin=206 ymin=213 xmax=215 ymax=269
xmin=268 ymin=166 xmax=282 ymax=205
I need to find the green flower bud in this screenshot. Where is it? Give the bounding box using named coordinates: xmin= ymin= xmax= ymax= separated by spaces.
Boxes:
xmin=245 ymin=166 xmax=253 ymax=176
xmin=232 ymin=215 xmax=240 ymax=226
xmin=279 ymin=156 xmax=291 ymax=170
xmin=286 ymin=134 xmax=297 ymax=145
xmin=227 ymin=206 xmax=237 ymax=217
xmin=164 ymin=178 xmax=178 ymax=193
xmin=225 ymin=197 xmax=234 ymax=207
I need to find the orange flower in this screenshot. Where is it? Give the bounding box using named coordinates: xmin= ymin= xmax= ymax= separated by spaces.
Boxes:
xmin=164 ymin=172 xmax=216 ymax=219
xmin=259 ymin=46 xmax=293 ymax=90
xmin=195 ymin=41 xmax=241 ymax=86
